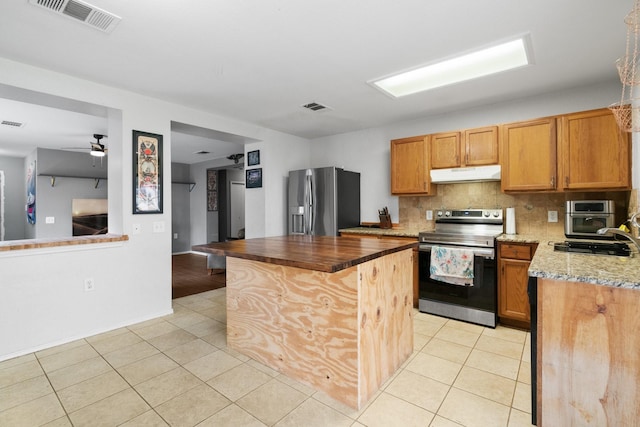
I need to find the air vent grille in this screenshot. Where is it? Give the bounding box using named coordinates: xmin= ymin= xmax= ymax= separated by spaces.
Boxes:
xmin=194 ymin=150 xmax=210 ymax=155
xmin=29 ymin=0 xmax=121 ymax=33
xmin=302 ymin=102 xmax=331 ymax=112
xmin=1 ymin=120 xmax=25 ymax=128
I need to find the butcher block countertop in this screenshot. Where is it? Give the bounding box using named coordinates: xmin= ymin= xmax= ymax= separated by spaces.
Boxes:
xmin=192 ymin=235 xmax=418 ymax=273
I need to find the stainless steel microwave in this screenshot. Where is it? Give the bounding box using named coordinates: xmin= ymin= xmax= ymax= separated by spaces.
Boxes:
xmin=565 ymin=200 xmax=615 ymax=239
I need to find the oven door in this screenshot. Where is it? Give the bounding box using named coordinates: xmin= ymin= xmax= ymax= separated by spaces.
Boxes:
xmin=418 ymin=244 xmax=496 ymax=313
xmin=565 ymin=214 xmax=615 ymax=238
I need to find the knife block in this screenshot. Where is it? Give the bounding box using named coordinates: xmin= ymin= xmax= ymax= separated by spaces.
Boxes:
xmin=379 ymin=213 xmax=392 ymax=229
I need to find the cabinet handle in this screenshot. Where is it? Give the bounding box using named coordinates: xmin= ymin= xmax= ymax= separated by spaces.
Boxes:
xmin=550 ymin=176 xmax=555 ymax=187
xmin=565 ymin=176 xmax=569 ymax=187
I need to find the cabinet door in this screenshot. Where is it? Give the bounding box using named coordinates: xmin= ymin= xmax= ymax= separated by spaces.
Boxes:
xmin=390 ymin=136 xmax=431 ymax=195
xmin=501 ymin=118 xmax=557 ymax=191
xmin=499 ymin=258 xmax=531 ymax=323
xmin=560 ymin=109 xmax=631 ymax=190
xmin=431 ymin=132 xmax=461 ymax=169
xmin=464 ymin=126 xmax=498 ymax=166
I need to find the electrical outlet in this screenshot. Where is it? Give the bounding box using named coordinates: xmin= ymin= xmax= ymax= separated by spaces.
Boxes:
xmin=45 ymin=216 xmax=55 ymax=224
xmin=426 ymin=210 xmax=433 ymax=220
xmin=84 ymin=278 xmax=95 ymax=292
xmin=173 ymin=233 xmax=178 ymax=239
xmin=548 ymin=210 xmax=558 ymax=223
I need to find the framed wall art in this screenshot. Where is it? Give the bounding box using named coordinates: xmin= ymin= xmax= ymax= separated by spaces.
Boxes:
xmin=246 ymin=168 xmax=262 ymax=189
xmin=247 ymin=150 xmax=260 ymax=166
xmin=133 ymin=130 xmax=163 ymax=214
xmin=207 ymin=169 xmax=218 ymax=211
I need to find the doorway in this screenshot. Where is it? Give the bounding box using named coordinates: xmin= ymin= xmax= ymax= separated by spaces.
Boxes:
xmin=229 ymin=180 xmax=245 ymax=239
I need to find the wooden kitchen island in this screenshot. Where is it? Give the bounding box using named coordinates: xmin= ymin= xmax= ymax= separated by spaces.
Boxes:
xmin=193 ymin=235 xmax=416 ymax=409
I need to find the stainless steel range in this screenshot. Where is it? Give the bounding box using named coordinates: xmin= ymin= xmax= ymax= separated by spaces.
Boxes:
xmin=418 ymin=209 xmax=504 ymax=328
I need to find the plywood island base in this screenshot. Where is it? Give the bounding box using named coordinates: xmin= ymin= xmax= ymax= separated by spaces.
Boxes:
xmin=538 ymin=278 xmax=640 ymax=425
xmin=225 ymin=249 xmax=414 ymax=409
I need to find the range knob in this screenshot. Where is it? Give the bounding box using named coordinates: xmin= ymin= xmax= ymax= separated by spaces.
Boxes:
xmin=492 ymin=210 xmax=501 ymax=217
xmin=436 ymin=210 xmax=444 ymax=217
xmin=444 ymin=211 xmax=451 ymax=217
xmin=483 ymin=211 xmax=490 ymax=217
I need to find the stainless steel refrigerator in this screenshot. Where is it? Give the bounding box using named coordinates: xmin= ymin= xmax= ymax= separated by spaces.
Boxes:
xmin=288 ymin=167 xmax=360 ymax=236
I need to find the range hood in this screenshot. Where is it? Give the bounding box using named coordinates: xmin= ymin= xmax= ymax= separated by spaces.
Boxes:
xmin=430 ymin=165 xmax=501 ymax=184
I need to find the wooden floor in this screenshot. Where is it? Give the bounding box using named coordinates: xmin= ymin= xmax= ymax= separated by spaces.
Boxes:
xmin=172 ymin=253 xmax=226 ymax=299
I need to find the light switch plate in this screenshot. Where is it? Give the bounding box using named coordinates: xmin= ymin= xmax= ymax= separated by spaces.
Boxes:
xmin=45 ymin=216 xmax=55 ymax=224
xmin=426 ymin=210 xmax=433 ymax=220
xmin=548 ymin=211 xmax=558 ymax=222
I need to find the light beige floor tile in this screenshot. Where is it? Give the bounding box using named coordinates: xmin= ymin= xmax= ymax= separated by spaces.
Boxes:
xmin=466 ymin=349 xmax=520 ymax=380
xmin=201 ymin=329 xmax=228 ymax=348
xmin=224 ymin=347 xmax=251 ymax=362
xmin=134 ymin=367 xmax=203 ymax=407
xmin=434 ymin=326 xmax=481 ymax=348
xmin=119 ymin=410 xmax=169 ymax=426
xmin=414 ymin=318 xmax=444 ymax=336
xmin=155 ymin=383 xmax=230 ymax=427
xmin=482 ymin=325 xmax=528 ymax=344
xmin=277 ymin=373 xmax=319 ymax=396
xmin=475 ymin=335 xmax=524 ymax=360
xmin=181 ymin=318 xmax=226 ymax=338
xmin=47 ymin=356 xmax=112 ymax=391
xmin=0 ymin=359 xmax=43 ymax=388
xmin=351 ymin=422 xmax=366 ymax=427
xmin=148 ymin=329 xmax=198 ymax=351
xmin=453 ymin=366 xmax=516 ymax=406
xmin=0 ymin=375 xmax=53 ymax=411
xmin=126 ymin=316 xmax=166 ymax=332
xmin=67 ymin=388 xmax=149 ymax=427
xmin=207 ymin=364 xmax=272 ymax=401
xmin=517 ymin=361 xmax=531 ymax=385
xmin=57 ymin=370 xmax=129 ymax=413
xmin=164 ymin=338 xmax=218 ymax=365
xmin=508 ymin=408 xmax=535 ymax=427
xmin=357 ymin=392 xmax=435 ymax=427
xmin=422 ymin=337 xmax=472 ymax=364
xmin=0 ymin=353 xmax=36 ymax=370
xmin=413 ymin=333 xmax=431 ymax=351
xmin=42 ymin=415 xmax=73 ymax=426
xmin=445 ymin=319 xmax=486 ymax=334
xmin=91 ymin=333 xmax=143 ymax=358
xmin=512 ymin=382 xmax=531 ymax=413
xmin=0 ymin=393 xmax=65 ymax=427
xmin=175 ymin=296 xmax=218 ymax=312
xmin=414 ymin=311 xmax=448 ymax=327
xmin=165 ymin=311 xmax=210 ymax=329
xmin=438 ymin=388 xmax=510 ymax=427
xmin=312 ymin=389 xmax=376 ymax=420
xmin=246 ymin=358 xmax=281 ymax=377
xmin=184 ymin=349 xmax=243 ymax=381
xmin=130 ymin=320 xmax=181 ymax=340
xmin=198 ymin=403 xmax=266 ymax=427
xmin=35 ymin=339 xmax=86 ymax=359
xmin=236 ymin=378 xmax=307 ymax=425
xmin=385 ymin=369 xmax=449 ymax=413
xmin=101 ymin=341 xmax=160 ymax=368
xmin=404 ymin=352 xmax=462 ymax=385
xmin=275 ymin=398 xmax=353 ymax=427
xmin=521 ymin=335 xmax=531 ymax=363
xmin=198 ymin=304 xmax=228 ymax=322
xmin=38 ymin=343 xmax=99 ymax=373
xmin=429 ymin=415 xmax=464 ymax=426
xmin=117 ymin=353 xmax=179 ymax=385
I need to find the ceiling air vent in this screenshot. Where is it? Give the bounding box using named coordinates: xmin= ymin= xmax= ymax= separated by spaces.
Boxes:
xmin=29 ymin=0 xmax=121 ymax=33
xmin=302 ymin=102 xmax=331 ymax=112
xmin=1 ymin=120 xmax=25 ymax=128
xmin=194 ymin=150 xmax=210 ymax=155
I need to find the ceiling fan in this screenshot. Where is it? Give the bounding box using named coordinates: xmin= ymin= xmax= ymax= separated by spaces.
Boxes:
xmin=63 ymin=134 xmax=108 ymax=157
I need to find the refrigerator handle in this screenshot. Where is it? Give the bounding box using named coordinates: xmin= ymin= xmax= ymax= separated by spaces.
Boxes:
xmin=305 ymin=171 xmax=314 ymax=235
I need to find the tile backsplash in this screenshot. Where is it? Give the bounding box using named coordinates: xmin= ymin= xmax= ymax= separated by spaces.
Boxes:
xmin=399 ymin=182 xmax=631 ymax=239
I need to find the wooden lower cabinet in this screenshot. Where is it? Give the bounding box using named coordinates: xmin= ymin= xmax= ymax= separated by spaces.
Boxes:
xmin=497 ymin=242 xmax=537 ymax=329
xmin=341 ymin=232 xmax=419 ymax=308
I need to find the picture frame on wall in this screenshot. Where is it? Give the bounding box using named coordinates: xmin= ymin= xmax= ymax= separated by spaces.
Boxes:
xmin=247 ymin=150 xmax=260 ymax=166
xmin=207 ymin=169 xmax=218 ymax=211
xmin=133 ymin=130 xmax=163 ymax=214
xmin=246 ymin=168 xmax=262 ymax=188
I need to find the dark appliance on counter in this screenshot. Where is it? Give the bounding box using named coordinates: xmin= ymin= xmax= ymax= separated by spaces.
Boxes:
xmin=287 ymin=167 xmax=360 ymax=236
xmin=553 ymin=240 xmax=631 ymax=257
xmin=418 ymin=209 xmax=503 ymax=328
xmin=565 ymin=200 xmax=615 ymax=239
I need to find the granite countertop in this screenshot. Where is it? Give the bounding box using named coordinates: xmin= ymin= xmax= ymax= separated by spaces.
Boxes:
xmin=192 ymin=235 xmax=417 ymax=273
xmin=339 ymin=227 xmax=420 ymax=238
xmin=498 ymin=233 xmax=640 ymax=290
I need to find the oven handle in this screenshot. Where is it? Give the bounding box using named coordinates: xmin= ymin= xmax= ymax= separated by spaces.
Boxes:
xmin=419 ymin=243 xmax=495 ymax=259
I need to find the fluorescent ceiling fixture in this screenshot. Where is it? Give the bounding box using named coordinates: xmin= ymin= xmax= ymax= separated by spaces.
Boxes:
xmin=372 ymin=37 xmax=531 ymax=98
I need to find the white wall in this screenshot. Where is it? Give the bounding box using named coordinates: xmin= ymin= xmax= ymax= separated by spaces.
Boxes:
xmin=311 ymin=79 xmax=625 ymax=223
xmin=0 ymin=57 xmax=307 ymax=360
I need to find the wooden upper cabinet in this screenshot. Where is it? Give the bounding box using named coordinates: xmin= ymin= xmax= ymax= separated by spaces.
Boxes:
xmin=431 ymin=127 xmax=499 ymax=169
xmin=390 ymin=135 xmax=432 ymax=195
xmin=431 ymin=132 xmax=461 ymax=169
xmin=559 ymin=108 xmax=631 ymax=190
xmin=464 ymin=126 xmax=499 ymax=166
xmin=500 ymin=118 xmax=557 ymax=192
